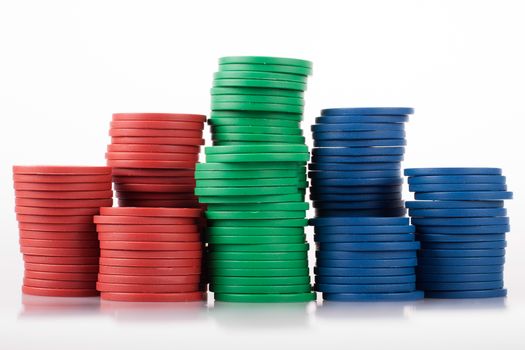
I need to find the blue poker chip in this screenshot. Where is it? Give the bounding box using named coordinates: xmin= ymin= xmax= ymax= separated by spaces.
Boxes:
xmin=419 ymin=241 xmax=507 ymax=250
xmin=321 ymin=107 xmax=414 ymax=116
xmin=316 ymin=250 xmax=417 ymax=260
xmin=309 ymin=170 xmax=402 ymax=179
xmin=418 ymin=256 xmax=505 ymax=266
xmin=408 ymin=208 xmax=507 ymax=218
xmin=411 ymin=217 xmax=509 ymax=226
xmin=309 ymin=162 xmax=402 ymax=171
xmin=312 ymin=130 xmax=406 ymax=140
xmin=409 ymin=183 xmax=508 ymax=192
xmin=315 ymin=208 xmax=407 ymax=217
xmin=424 ymin=289 xmax=507 ymax=299
xmin=417 ymin=280 xmax=504 ymax=291
xmin=316 ymin=115 xmax=409 ymax=124
xmin=408 ymin=175 xmax=506 ymax=184
xmin=315 ymin=233 xmax=415 ymax=243
xmin=316 ymin=283 xmax=416 ymax=293
xmin=310 ymin=217 xmax=409 ymax=226
xmin=318 ymin=241 xmax=420 ymax=251
xmin=311 ymin=177 xmax=403 ymax=187
xmin=316 ymin=275 xmax=415 ymax=285
xmin=317 ymin=258 xmax=418 ymax=268
xmin=417 ymin=272 xmax=504 ymax=283
xmin=322 ymin=291 xmax=424 ymax=302
xmin=404 ymin=168 xmax=502 ymax=176
xmin=416 ymin=233 xmax=506 ymax=243
xmin=418 ymin=248 xmax=505 ymax=258
xmin=314 ymin=139 xmax=407 ymax=147
xmin=312 ymin=123 xmax=405 ymax=132
xmin=315 ymin=266 xmax=415 ymax=277
xmin=313 ymin=200 xmax=405 ymax=210
xmin=416 ymin=225 xmax=510 ymax=234
xmin=312 ymin=155 xmax=404 ymax=163
xmin=417 ymin=264 xmax=503 ymax=274
xmin=406 ymin=200 xmax=504 ymax=209
xmin=415 ymin=191 xmax=513 ymax=201
xmin=311 ymin=192 xmax=402 ymax=202
xmin=310 ymin=185 xmax=403 ymax=194
xmin=312 ymin=147 xmax=405 ymax=157
xmin=314 ymin=225 xmax=415 ymax=235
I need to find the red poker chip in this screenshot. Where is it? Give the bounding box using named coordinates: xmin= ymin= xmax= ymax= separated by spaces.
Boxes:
xmin=99 ymin=257 xmax=201 ymax=267
xmin=13 ymin=166 xmax=111 ymax=175
xmin=14 ymin=182 xmax=111 ymax=191
xmin=24 ymin=277 xmax=97 ymax=289
xmin=111 ymin=136 xmax=204 ymax=146
xmin=15 ymin=206 xmax=101 ymax=216
xmin=100 ymin=291 xmax=205 ymax=302
xmin=107 ymin=144 xmax=200 ymax=154
xmin=117 ymin=199 xmax=200 ymax=208
xmin=15 ymin=190 xmax=113 ymax=199
xmin=23 ymin=255 xmax=99 ymax=265
xmin=106 ymin=159 xmax=197 ymax=170
xmin=24 ymin=262 xmax=99 ymax=273
xmin=99 ymin=265 xmax=201 ymax=276
xmin=112 ymin=113 xmax=206 ymax=123
xmin=22 ymin=285 xmax=99 ymax=297
xmin=113 ymin=176 xmax=195 ymax=185
xmin=96 ymin=224 xmax=199 ymax=233
xmin=21 ymin=246 xmax=99 ymax=257
xmin=19 ymin=230 xmax=98 ymax=241
xmin=99 ymin=241 xmax=202 ymax=251
xmin=16 ymin=214 xmax=96 ymax=224
xmin=98 ymin=232 xmax=200 ymax=242
xmin=98 ymin=273 xmax=201 ymax=285
xmin=15 ymin=198 xmax=113 ymax=208
xmin=115 ymin=191 xmax=197 ymax=200
xmin=94 ymin=215 xmax=196 ymax=225
xmin=13 ymin=174 xmax=112 ymax=183
xmin=109 ymin=128 xmax=203 ymax=138
xmin=100 ymin=207 xmax=202 ymax=218
xmin=111 ymin=120 xmax=204 ymax=130
xmin=111 ymin=168 xmax=195 ymax=177
xmin=19 ymin=222 xmax=96 ymax=232
xmin=100 ymin=249 xmax=202 ymax=259
xmin=25 ymin=270 xmax=98 ymax=281
xmin=96 ymin=282 xmax=200 ymax=293
xmin=20 ymin=238 xmax=99 ymax=249
xmin=114 ymin=183 xmax=195 ymax=193
xmin=105 ymin=152 xmax=199 ymax=162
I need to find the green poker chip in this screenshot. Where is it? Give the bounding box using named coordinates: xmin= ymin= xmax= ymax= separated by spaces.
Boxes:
xmin=219 ymin=63 xmax=311 ymax=76
xmin=205 ymin=202 xmax=309 ymax=211
xmin=210 ymin=284 xmax=311 ymax=294
xmin=214 ymin=71 xmax=308 ymax=84
xmin=219 ymin=56 xmax=313 ymax=70
xmin=205 ymin=145 xmax=308 ymax=154
xmin=211 ymin=276 xmax=310 ymax=286
xmin=205 ymin=153 xmax=309 ymax=163
xmin=212 ymin=110 xmax=303 ymax=121
xmin=211 ymin=125 xmax=302 ymax=135
xmin=195 ymin=169 xmax=299 ymax=180
xmin=212 ymin=101 xmax=304 ymax=114
xmin=208 ymin=259 xmax=308 ymax=269
xmin=208 ymin=117 xmax=301 ymax=128
xmin=210 ymin=267 xmax=309 ymax=277
xmin=211 ymin=87 xmax=304 ymax=98
xmin=212 ymin=133 xmax=305 ymax=144
xmin=207 ymin=251 xmax=308 ymax=261
xmin=210 ymin=219 xmax=308 ymax=227
xmin=213 ymin=79 xmax=306 ymax=91
xmin=197 ymin=193 xmax=304 ymax=204
xmin=207 ymin=235 xmax=306 ymax=245
xmin=214 ymin=292 xmax=316 ymax=303
xmin=209 ymin=243 xmax=309 ymax=252
xmin=207 ymin=227 xmax=304 ymax=236
xmin=197 ymin=178 xmax=299 ymax=188
xmin=206 ymin=210 xmax=306 ymax=220
xmin=211 ymin=94 xmax=304 ymax=106
xmin=195 ymin=186 xmax=299 ymax=196
xmin=196 ymin=162 xmax=303 ymax=171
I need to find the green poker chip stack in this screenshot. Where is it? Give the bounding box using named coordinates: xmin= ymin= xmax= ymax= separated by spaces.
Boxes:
xmin=196 ymin=57 xmax=315 ymax=303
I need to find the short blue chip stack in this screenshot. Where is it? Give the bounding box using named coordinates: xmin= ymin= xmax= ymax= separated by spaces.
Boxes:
xmin=310 ymin=217 xmax=423 ymax=301
xmin=309 ymin=107 xmax=413 ymax=217
xmin=405 ymin=167 xmax=513 ymax=299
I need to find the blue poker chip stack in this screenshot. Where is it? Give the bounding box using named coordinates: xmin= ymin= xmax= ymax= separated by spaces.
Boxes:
xmin=310 ymin=217 xmax=424 ymax=301
xmin=309 ymin=107 xmax=413 ymax=217
xmin=405 ymin=167 xmax=513 ymax=299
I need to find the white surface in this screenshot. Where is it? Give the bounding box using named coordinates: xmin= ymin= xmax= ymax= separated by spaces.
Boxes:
xmin=1 ymin=0 xmax=524 ymax=349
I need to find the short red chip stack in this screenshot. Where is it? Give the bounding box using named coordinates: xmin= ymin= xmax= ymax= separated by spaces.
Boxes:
xmin=13 ymin=166 xmax=113 ymax=297
xmin=95 ymin=207 xmax=205 ymax=302
xmin=107 ymin=113 xmax=206 ymax=208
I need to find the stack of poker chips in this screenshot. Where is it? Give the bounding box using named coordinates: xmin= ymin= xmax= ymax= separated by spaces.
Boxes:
xmin=194 ymin=56 xmax=315 ymax=303
xmin=405 ymin=167 xmax=513 ymax=299
xmin=106 ymin=113 xmax=206 ymax=208
xmin=13 ymin=166 xmax=113 ymax=297
xmin=311 ymin=217 xmax=423 ymax=302
xmin=94 ymin=207 xmax=205 ymax=302
xmin=309 ymin=107 xmax=412 ymax=217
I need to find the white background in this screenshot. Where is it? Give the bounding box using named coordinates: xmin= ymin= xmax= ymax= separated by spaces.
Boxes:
xmin=0 ymin=0 xmax=524 ymax=349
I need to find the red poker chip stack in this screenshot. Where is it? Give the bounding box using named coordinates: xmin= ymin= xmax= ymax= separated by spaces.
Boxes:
xmin=107 ymin=113 xmax=206 ymax=208
xmin=95 ymin=207 xmax=206 ymax=302
xmin=13 ymin=165 xmax=113 ymax=297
